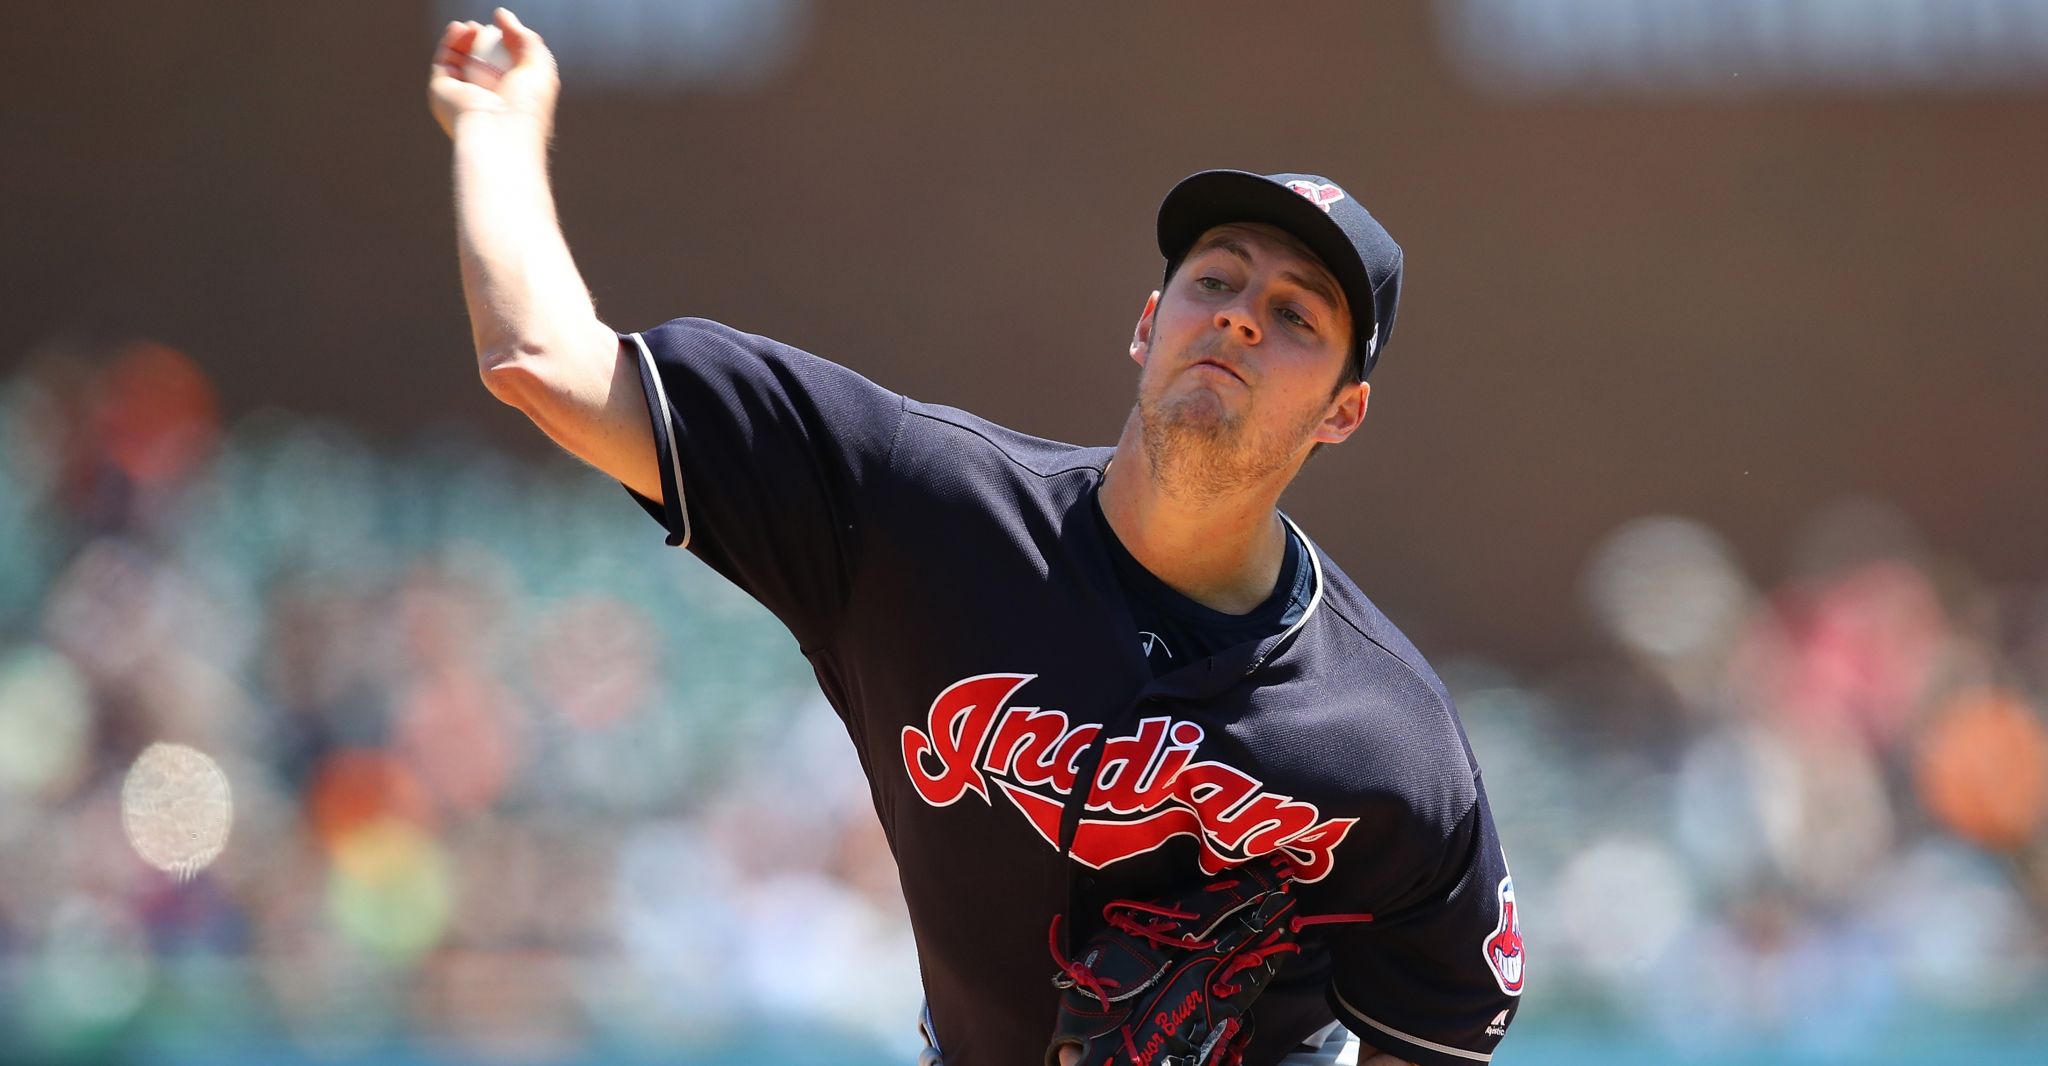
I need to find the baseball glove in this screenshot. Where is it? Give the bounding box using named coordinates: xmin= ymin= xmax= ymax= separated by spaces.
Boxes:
xmin=1045 ymin=854 xmax=1357 ymax=1066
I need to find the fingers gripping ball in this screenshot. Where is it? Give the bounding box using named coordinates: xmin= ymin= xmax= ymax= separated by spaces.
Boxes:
xmin=463 ymin=24 xmax=515 ymax=90
xmin=1044 ymin=856 xmax=1371 ymax=1066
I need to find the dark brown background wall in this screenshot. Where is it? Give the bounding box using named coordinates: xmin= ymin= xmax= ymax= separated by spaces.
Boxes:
xmin=5 ymin=1 xmax=2044 ymax=664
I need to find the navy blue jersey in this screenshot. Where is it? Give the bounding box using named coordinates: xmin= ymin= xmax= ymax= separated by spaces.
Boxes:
xmin=620 ymin=318 xmax=1525 ymax=1066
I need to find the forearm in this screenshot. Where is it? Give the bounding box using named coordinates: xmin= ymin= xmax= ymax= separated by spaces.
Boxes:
xmin=450 ymin=112 xmax=611 ymax=395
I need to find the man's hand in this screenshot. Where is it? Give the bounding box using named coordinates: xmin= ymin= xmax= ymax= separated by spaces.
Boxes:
xmin=428 ymin=7 xmax=559 ymax=140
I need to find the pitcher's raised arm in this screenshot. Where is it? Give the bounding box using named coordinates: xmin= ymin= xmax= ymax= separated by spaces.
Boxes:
xmin=430 ymin=8 xmax=657 ymax=501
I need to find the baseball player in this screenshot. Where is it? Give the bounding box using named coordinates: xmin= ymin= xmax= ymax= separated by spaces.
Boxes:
xmin=431 ymin=11 xmax=1524 ymax=1066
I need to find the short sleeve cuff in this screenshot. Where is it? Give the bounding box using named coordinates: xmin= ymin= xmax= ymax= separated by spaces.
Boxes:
xmin=1330 ymin=986 xmax=1501 ymax=1066
xmin=623 ymin=330 xmax=691 ymax=548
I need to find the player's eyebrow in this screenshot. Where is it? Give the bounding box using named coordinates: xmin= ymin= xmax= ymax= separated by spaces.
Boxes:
xmin=1190 ymin=234 xmax=1344 ymax=320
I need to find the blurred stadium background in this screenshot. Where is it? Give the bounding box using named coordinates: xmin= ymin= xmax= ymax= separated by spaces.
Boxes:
xmin=4 ymin=2 xmax=2047 ymax=1063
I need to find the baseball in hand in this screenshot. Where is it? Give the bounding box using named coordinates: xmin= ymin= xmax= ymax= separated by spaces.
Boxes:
xmin=464 ymin=24 xmax=515 ymax=90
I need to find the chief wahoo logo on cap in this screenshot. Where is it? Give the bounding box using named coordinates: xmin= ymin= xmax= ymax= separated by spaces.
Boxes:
xmin=1285 ymin=180 xmax=1346 ymax=213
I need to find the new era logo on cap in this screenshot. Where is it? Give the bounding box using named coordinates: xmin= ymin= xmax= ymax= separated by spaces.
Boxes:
xmin=1284 ymin=180 xmax=1346 ymax=213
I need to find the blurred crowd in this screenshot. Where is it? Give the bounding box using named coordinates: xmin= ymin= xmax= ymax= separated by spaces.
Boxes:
xmin=1464 ymin=499 xmax=2048 ymax=1057
xmin=1 ymin=338 xmax=2044 ymax=1063
xmin=0 ymin=339 xmax=920 ymax=1063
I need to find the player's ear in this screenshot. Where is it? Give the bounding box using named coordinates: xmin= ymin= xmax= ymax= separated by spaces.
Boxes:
xmin=1129 ymin=291 xmax=1160 ymax=366
xmin=1313 ymin=380 xmax=1370 ymax=445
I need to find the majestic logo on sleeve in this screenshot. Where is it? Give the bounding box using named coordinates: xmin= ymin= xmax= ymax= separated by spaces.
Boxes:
xmin=1285 ymin=180 xmax=1346 ymax=213
xmin=899 ymin=673 xmax=1356 ymax=881
xmin=1483 ymin=875 xmax=1524 ymax=996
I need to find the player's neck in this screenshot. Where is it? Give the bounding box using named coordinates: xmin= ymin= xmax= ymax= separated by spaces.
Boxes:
xmin=1099 ymin=431 xmax=1289 ymax=617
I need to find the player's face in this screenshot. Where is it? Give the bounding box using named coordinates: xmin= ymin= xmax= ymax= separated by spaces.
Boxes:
xmin=1129 ymin=223 xmax=1368 ymax=496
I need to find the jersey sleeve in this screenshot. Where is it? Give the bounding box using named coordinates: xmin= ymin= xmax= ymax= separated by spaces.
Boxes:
xmin=1321 ymin=775 xmax=1523 ymax=1066
xmin=620 ymin=317 xmax=906 ymax=649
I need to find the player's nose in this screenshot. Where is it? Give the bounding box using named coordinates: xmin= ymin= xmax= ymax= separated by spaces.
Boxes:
xmin=1213 ymin=301 xmax=1260 ymax=345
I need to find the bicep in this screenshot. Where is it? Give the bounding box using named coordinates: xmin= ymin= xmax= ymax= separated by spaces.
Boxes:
xmin=491 ymin=321 xmax=664 ymax=503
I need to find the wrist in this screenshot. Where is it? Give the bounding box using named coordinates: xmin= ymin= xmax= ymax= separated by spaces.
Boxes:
xmin=453 ymin=107 xmax=552 ymax=144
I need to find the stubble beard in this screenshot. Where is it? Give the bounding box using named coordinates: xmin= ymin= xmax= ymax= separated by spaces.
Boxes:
xmin=1137 ymin=372 xmax=1321 ymax=506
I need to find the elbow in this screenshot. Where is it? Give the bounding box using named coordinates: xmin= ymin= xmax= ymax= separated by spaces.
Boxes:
xmin=478 ymin=343 xmax=548 ymax=413
xmin=478 ymin=321 xmax=616 ymax=414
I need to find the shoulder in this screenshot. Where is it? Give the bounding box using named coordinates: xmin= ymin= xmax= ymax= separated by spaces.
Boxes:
xmin=632 ymin=317 xmax=897 ymax=405
xmin=636 ymin=315 xmax=777 ymax=351
xmin=632 ymin=319 xmax=1104 ymax=486
xmin=1285 ymin=543 xmax=1479 ymax=825
xmin=630 ymin=316 xmax=906 ymax=426
xmin=897 ymin=398 xmax=1112 ymax=482
xmin=633 ymin=315 xmax=771 ymax=359
xmin=1311 ymin=552 xmax=1457 ymax=717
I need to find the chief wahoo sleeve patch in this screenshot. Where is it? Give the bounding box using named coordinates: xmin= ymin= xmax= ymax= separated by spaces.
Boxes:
xmin=1483 ymin=875 xmax=1525 ymax=996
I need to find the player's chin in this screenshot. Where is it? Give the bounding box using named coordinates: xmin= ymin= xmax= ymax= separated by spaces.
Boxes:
xmin=1174 ymin=371 xmax=1256 ymax=414
xmin=1149 ymin=388 xmax=1237 ymax=434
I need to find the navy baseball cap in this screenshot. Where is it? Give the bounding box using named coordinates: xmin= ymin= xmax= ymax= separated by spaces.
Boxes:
xmin=1157 ymin=170 xmax=1403 ymax=380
